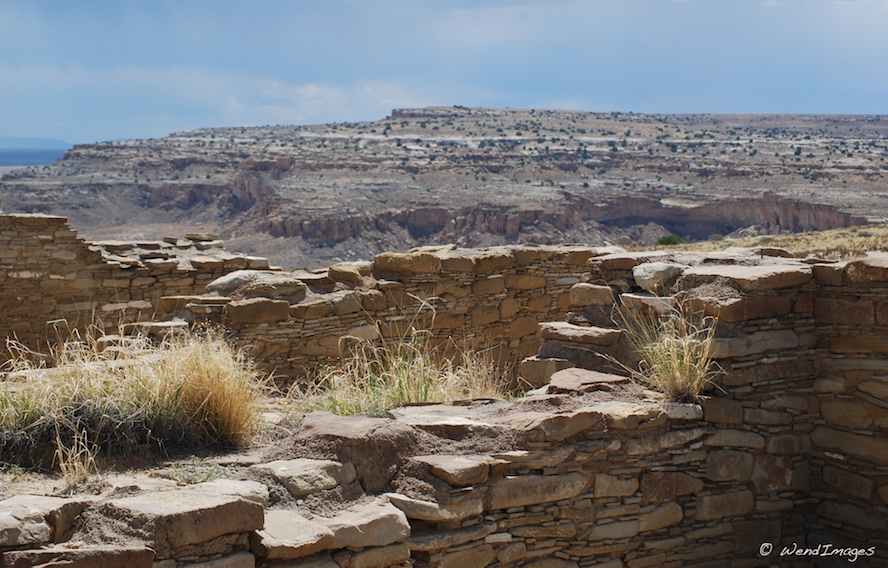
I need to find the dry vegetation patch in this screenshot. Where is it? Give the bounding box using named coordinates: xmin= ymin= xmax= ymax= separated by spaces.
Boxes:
xmin=613 ymin=304 xmax=719 ymax=402
xmin=291 ymin=329 xmax=511 ymax=417
xmin=0 ymin=331 xmax=264 ymax=469
xmin=663 ymin=224 xmax=888 ymax=259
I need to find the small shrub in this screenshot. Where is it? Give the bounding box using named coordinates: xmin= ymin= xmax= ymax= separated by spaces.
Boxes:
xmin=613 ymin=303 xmax=719 ymax=402
xmin=293 ymin=329 xmax=510 ymax=417
xmin=1 ymin=331 xmax=264 ymax=468
xmin=656 ymin=234 xmax=687 ymax=246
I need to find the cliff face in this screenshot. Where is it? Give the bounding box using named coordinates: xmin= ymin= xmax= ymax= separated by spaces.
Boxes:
xmin=1 ymin=107 xmax=882 ymax=267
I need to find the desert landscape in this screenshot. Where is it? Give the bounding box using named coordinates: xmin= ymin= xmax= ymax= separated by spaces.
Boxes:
xmin=3 ymin=107 xmax=885 ymax=268
xmin=4 ymin=0 xmax=888 ymax=565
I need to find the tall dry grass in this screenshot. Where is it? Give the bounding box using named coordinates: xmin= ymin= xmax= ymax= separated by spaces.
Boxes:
xmin=292 ymin=328 xmax=510 ymax=417
xmin=0 ymin=329 xmax=264 ymax=468
xmin=613 ymin=302 xmax=719 ymax=402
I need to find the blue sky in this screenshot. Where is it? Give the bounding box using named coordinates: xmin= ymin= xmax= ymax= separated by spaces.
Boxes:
xmin=3 ymin=0 xmax=887 ymax=143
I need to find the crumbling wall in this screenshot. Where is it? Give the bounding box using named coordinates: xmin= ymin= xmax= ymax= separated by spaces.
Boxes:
xmin=0 ymin=214 xmax=265 ymax=361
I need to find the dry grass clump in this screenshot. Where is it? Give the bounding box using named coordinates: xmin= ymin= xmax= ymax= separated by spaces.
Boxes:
xmin=656 ymin=224 xmax=888 ymax=259
xmin=293 ymin=329 xmax=510 ymax=417
xmin=0 ymin=330 xmax=264 ymax=468
xmin=614 ymin=303 xmax=719 ymax=402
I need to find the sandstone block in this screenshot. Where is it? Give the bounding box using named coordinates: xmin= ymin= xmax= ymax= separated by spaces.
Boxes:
xmin=186 ymin=552 xmax=254 ymax=568
xmin=594 ymin=474 xmax=639 ymax=498
xmin=412 ymin=455 xmax=495 ymax=486
xmin=251 ymin=510 xmax=334 ymax=560
xmin=813 ymin=426 xmax=888 ymax=466
xmin=322 ymin=500 xmax=409 ymax=549
xmin=586 ymin=519 xmax=640 ymax=540
xmin=844 ymin=254 xmax=888 ymax=283
xmin=569 ymin=283 xmax=614 ymax=306
xmin=701 ymin=397 xmax=743 ymax=425
xmin=472 ymin=275 xmax=505 ymax=295
xmin=639 ymin=502 xmax=683 ymax=532
xmin=0 ymin=545 xmax=154 ymax=568
xmin=822 ymin=465 xmax=874 ymax=500
xmin=471 ymin=304 xmax=500 ymax=326
xmin=472 ymin=250 xmax=514 ymax=273
xmin=548 ymin=368 xmax=630 ymax=394
xmin=386 ymin=493 xmax=482 ymax=523
xmin=679 ymin=264 xmax=812 ymax=291
xmin=705 ymin=450 xmax=754 ymax=481
xmin=508 ymin=316 xmax=538 ymax=338
xmin=743 ymin=408 xmax=791 ymax=426
xmin=540 ymin=322 xmax=622 ymax=346
xmin=710 ymin=330 xmax=799 ymax=359
xmin=489 ymin=472 xmax=588 ymax=509
xmin=518 ymin=356 xmax=572 ymax=388
xmin=821 ymin=398 xmax=888 ymax=429
xmin=506 ymin=274 xmax=546 ymax=290
xmin=103 ymin=487 xmax=263 ymax=559
xmin=226 ymin=297 xmax=290 ymax=323
xmin=641 ymin=472 xmax=703 ymax=503
xmin=632 ymin=262 xmax=685 ymax=293
xmin=295 ymin=413 xmax=418 ymax=492
xmin=249 ymin=459 xmax=356 ymax=498
xmin=815 ymin=297 xmax=874 ymax=325
xmin=766 ymin=434 xmax=809 ymax=455
xmin=696 ymin=491 xmax=754 ymax=521
xmin=349 ymin=543 xmax=410 ymax=568
xmin=328 ymin=262 xmax=368 ymax=287
xmin=374 ymin=251 xmax=441 ymax=275
xmin=751 ymin=455 xmax=794 ymax=493
xmin=434 ymin=544 xmax=497 ymax=568
xmin=0 ymin=495 xmax=90 ymax=548
xmin=704 ymin=429 xmax=765 ymax=450
xmin=407 ymin=522 xmax=496 ymax=552
xmin=817 ymin=501 xmax=887 ymax=530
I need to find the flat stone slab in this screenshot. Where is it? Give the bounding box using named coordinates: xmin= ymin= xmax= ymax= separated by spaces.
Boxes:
xmin=189 ymin=479 xmax=270 ymax=505
xmin=411 ymin=455 xmax=498 ymax=486
xmin=250 ymin=459 xmax=356 ymax=498
xmin=0 ymin=495 xmax=91 ymax=548
xmin=489 ymin=472 xmax=589 ymax=509
xmin=0 ymin=545 xmax=154 ymax=568
xmin=388 ymin=405 xmax=501 ymax=439
xmin=548 ymin=368 xmax=630 ymax=394
xmin=321 ymin=499 xmax=410 ymax=549
xmin=679 ymin=264 xmax=812 ymax=291
xmin=386 ymin=493 xmax=483 ymax=523
xmin=296 ymin=412 xmax=418 ymax=492
xmin=103 ymin=486 xmax=264 ymax=558
xmin=540 ymin=322 xmax=623 ymax=346
xmin=251 ymin=509 xmax=334 ymax=560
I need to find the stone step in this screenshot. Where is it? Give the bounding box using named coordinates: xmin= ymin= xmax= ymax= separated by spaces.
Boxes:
xmin=121 ymin=319 xmax=189 ymax=340
xmin=539 ymin=322 xmax=623 ymax=346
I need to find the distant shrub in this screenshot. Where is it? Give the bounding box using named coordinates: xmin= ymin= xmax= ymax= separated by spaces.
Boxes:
xmin=657 ymin=234 xmax=687 ymax=246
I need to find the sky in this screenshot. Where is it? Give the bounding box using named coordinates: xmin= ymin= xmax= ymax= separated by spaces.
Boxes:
xmin=2 ymin=0 xmax=887 ymax=143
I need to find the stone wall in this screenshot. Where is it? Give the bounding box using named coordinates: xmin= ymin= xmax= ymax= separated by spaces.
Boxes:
xmin=0 ymin=214 xmax=266 ymax=361
xmin=3 ymin=214 xmax=888 ymax=565
xmin=213 ymin=245 xmax=611 ymax=382
xmin=0 ymin=388 xmax=815 ymax=568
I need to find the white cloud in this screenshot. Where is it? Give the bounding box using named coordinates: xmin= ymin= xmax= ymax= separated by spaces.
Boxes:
xmin=0 ymin=64 xmax=445 ymax=139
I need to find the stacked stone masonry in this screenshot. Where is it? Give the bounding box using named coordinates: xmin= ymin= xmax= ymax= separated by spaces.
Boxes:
xmin=0 ymin=214 xmax=269 ymax=361
xmin=2 ymin=214 xmax=888 ymax=566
